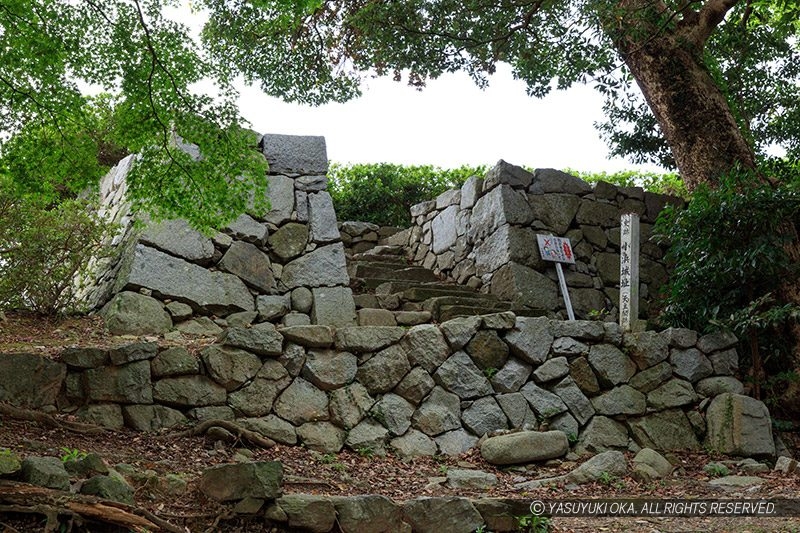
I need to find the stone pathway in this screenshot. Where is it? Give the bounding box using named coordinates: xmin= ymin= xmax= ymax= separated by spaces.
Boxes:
xmin=348 ymin=243 xmax=546 ymax=324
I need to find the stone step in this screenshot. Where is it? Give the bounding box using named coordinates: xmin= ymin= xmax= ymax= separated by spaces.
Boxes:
xmin=421 ymin=295 xmax=510 ymax=315
xmin=349 ymin=254 xmax=409 ymax=266
xmin=349 ymin=263 xmax=439 ymax=282
xmin=437 ymin=304 xmax=548 ymax=322
xmin=401 ymin=286 xmax=497 ymax=303
xmin=352 ymin=244 xmax=406 ymax=258
xmin=437 ymin=305 xmax=510 ymax=322
xmin=373 ymin=281 xmax=477 ymax=296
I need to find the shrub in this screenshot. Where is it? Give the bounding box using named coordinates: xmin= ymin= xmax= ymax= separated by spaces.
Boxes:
xmin=0 ymin=186 xmax=116 ymax=315
xmin=653 ymin=166 xmax=800 ymax=397
xmin=328 ymin=162 xmax=485 ymax=227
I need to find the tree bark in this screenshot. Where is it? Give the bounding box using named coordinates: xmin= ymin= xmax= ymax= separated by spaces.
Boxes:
xmin=604 ymin=0 xmax=756 ymax=190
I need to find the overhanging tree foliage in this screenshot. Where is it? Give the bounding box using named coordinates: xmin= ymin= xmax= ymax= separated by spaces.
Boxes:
xmin=200 ymin=0 xmax=800 ymax=190
xmin=0 ymin=1 xmax=267 ymax=228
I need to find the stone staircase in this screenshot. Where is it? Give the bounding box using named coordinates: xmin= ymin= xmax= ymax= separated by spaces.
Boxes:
xmin=347 ymin=244 xmax=546 ymax=324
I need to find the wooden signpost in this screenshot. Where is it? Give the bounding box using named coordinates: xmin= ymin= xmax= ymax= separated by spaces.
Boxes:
xmin=619 ymin=213 xmax=640 ymax=331
xmin=536 ymin=234 xmax=576 ymax=321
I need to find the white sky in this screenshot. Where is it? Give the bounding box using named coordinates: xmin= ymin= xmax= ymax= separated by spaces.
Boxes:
xmin=236 ymin=64 xmax=664 ymax=174
xmin=169 ymin=2 xmax=664 ymax=175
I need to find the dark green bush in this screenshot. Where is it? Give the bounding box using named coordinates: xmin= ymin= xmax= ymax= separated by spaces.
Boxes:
xmin=328 ymin=162 xmax=485 ymax=227
xmin=654 ymin=166 xmax=800 ymax=396
xmin=0 ymin=184 xmax=116 ymax=315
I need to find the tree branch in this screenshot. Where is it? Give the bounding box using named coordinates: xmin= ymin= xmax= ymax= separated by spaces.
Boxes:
xmin=683 ymin=0 xmax=742 ymax=48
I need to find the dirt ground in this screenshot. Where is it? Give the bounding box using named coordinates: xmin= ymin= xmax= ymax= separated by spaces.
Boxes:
xmin=1 ymin=311 xmax=800 ymax=532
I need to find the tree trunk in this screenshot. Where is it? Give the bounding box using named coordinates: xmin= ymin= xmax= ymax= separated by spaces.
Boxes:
xmin=604 ymin=0 xmax=757 ymax=190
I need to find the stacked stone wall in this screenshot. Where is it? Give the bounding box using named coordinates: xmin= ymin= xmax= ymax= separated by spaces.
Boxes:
xmin=338 ymin=221 xmax=404 ymax=256
xmin=396 ymin=161 xmax=684 ymax=320
xmin=79 ymin=134 xmax=357 ymax=329
xmin=2 ymin=313 xmax=772 ymax=459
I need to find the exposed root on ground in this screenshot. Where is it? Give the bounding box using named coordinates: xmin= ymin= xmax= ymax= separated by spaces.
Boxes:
xmin=156 ymin=419 xmax=276 ymax=448
xmin=0 ymin=480 xmax=183 ymax=533
xmin=0 ymin=404 xmax=105 ymax=436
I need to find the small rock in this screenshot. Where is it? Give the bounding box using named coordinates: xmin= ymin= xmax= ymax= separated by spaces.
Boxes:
xmin=774 ymin=456 xmax=797 ymax=474
xmin=80 ymin=475 xmax=135 ymax=504
xmin=445 ymin=469 xmax=498 ymax=489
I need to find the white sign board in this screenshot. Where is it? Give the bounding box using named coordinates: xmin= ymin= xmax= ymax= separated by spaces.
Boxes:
xmin=619 ymin=214 xmax=640 ymax=331
xmin=536 ymin=234 xmax=576 ymax=320
xmin=536 ymin=235 xmax=576 ymax=264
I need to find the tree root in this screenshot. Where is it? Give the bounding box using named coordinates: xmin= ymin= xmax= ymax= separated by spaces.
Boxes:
xmin=0 ymin=403 xmax=105 ymax=435
xmin=157 ymin=419 xmax=276 ymax=448
xmin=0 ymin=480 xmax=183 ymax=532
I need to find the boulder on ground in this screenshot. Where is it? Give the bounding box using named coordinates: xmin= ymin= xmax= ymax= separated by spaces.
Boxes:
xmin=480 ymin=430 xmax=568 ymax=465
xmin=101 ymin=291 xmax=172 ymax=335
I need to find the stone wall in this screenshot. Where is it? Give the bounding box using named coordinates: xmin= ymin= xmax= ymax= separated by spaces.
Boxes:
xmin=2 ymin=313 xmax=774 ymax=459
xmin=80 ymin=134 xmax=357 ymax=329
xmin=338 ymin=220 xmax=404 ymax=256
xmin=394 ymin=161 xmax=683 ymax=320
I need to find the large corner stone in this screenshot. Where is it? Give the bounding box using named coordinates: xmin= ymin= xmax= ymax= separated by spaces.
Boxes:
xmin=117 ymin=244 xmax=254 ymax=314
xmin=474 ymin=225 xmax=542 ymax=276
xmin=705 ymin=393 xmax=775 ymax=457
xmin=469 ymin=185 xmax=533 ymax=241
xmin=282 ymin=243 xmax=349 ymax=289
xmin=490 ymin=261 xmax=559 ymax=310
xmin=139 ymin=219 xmax=214 ymax=264
xmin=259 ymin=133 xmax=328 ymax=175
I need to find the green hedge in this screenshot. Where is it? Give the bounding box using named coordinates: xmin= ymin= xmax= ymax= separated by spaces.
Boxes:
xmin=328 ymin=163 xmax=485 ymax=227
